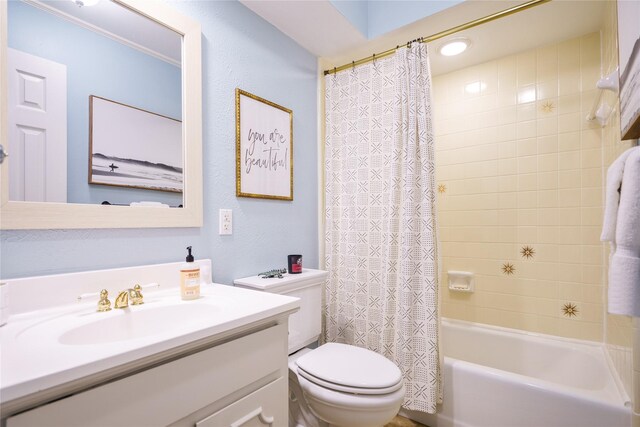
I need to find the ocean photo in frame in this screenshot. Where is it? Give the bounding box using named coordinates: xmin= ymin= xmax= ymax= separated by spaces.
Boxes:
xmin=236 ymin=88 xmax=293 ymax=201
xmin=618 ymin=0 xmax=640 ymax=140
xmin=89 ymin=95 xmax=183 ymax=193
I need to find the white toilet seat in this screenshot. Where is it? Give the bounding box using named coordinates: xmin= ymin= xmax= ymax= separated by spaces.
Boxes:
xmin=295 ymin=343 xmax=403 ymax=391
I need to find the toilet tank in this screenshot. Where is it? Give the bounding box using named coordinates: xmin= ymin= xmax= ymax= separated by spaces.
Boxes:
xmin=234 ymin=269 xmax=328 ymax=354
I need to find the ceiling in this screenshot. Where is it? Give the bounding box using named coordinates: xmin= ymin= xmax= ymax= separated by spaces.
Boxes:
xmin=241 ymin=0 xmax=607 ymax=76
xmin=25 ymin=0 xmax=182 ymax=66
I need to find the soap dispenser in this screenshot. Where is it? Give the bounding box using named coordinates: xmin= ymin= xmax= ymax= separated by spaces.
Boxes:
xmin=180 ymin=246 xmax=200 ymax=300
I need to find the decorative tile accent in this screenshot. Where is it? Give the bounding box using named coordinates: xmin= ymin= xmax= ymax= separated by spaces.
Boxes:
xmin=541 ymin=100 xmax=555 ymax=113
xmin=501 ymin=262 xmax=516 ymax=275
xmin=438 ymin=184 xmax=447 ymax=194
xmin=520 ymin=245 xmax=535 ymax=259
xmin=562 ymin=302 xmax=579 ymax=318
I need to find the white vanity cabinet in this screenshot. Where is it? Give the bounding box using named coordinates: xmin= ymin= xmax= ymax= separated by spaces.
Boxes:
xmin=6 ymin=323 xmax=289 ymax=427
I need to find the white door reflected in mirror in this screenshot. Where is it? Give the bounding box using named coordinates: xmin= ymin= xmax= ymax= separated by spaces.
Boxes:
xmin=8 ymin=48 xmax=67 ymax=203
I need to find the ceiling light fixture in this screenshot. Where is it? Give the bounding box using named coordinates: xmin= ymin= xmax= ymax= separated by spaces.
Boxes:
xmin=439 ymin=38 xmax=471 ymax=57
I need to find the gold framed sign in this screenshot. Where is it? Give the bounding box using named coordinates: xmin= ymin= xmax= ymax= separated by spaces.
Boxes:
xmin=235 ymin=89 xmax=293 ymax=200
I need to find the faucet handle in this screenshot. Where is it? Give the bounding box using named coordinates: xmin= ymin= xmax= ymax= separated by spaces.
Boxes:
xmin=97 ymin=289 xmax=112 ymax=312
xmin=131 ymin=282 xmax=160 ymax=306
xmin=77 ymin=289 xmax=112 ymax=312
xmin=130 ymin=284 xmax=144 ymax=305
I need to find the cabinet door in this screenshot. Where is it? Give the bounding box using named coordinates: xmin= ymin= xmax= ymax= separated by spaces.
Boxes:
xmin=6 ymin=324 xmax=287 ymax=427
xmin=196 ymin=377 xmax=286 ymax=427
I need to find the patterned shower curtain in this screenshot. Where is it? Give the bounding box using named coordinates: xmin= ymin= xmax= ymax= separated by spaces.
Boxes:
xmin=323 ymin=44 xmax=441 ymax=413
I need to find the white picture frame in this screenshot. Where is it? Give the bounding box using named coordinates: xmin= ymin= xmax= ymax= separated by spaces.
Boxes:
xmin=236 ymin=88 xmax=293 ymax=201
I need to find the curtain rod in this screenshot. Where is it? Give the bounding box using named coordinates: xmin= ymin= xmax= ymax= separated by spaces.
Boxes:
xmin=323 ymin=0 xmax=551 ymax=76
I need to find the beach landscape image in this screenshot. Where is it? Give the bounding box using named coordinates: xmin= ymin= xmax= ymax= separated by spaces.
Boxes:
xmin=91 ymin=153 xmax=183 ymax=192
xmin=89 ymin=95 xmax=182 ymax=193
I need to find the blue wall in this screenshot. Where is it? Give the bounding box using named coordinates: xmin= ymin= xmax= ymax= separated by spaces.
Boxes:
xmin=8 ymin=0 xmax=182 ymax=206
xmin=0 ymin=0 xmax=319 ymax=285
xmin=329 ymin=1 xmax=368 ymax=37
xmin=367 ymin=1 xmax=462 ymax=39
xmin=330 ymin=0 xmax=463 ymax=40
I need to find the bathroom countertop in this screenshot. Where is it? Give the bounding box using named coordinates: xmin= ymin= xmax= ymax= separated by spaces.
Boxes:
xmin=0 ymin=283 xmax=299 ymax=408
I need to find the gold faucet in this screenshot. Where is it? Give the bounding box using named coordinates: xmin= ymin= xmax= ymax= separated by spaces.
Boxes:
xmin=114 ymin=289 xmax=130 ymax=309
xmin=114 ymin=284 xmax=145 ymax=309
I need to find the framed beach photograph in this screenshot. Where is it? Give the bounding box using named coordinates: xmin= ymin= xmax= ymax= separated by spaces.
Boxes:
xmin=617 ymin=0 xmax=640 ymax=140
xmin=236 ymin=88 xmax=293 ymax=200
xmin=89 ymin=95 xmax=183 ymax=193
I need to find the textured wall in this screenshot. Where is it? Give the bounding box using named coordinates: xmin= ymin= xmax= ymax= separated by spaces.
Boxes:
xmin=433 ymin=32 xmax=605 ymax=342
xmin=366 ymin=1 xmax=462 ymax=39
xmin=328 ymin=0 xmax=462 ymax=40
xmin=328 ymin=0 xmax=368 ymax=37
xmin=8 ymin=0 xmax=182 ymax=206
xmin=0 ymin=0 xmax=319 ymax=285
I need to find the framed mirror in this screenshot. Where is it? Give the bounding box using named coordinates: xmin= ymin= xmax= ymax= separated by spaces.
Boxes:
xmin=0 ymin=0 xmax=202 ymax=229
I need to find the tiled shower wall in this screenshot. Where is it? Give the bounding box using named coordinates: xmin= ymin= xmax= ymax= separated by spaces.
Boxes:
xmin=432 ymin=32 xmax=605 ymax=341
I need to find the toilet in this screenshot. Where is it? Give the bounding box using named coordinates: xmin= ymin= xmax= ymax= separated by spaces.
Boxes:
xmin=234 ymin=269 xmax=405 ymax=427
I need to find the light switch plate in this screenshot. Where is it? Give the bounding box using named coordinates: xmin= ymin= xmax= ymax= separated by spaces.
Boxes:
xmin=219 ymin=209 xmax=232 ymax=235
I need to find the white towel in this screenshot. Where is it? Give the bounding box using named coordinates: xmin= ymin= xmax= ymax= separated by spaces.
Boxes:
xmin=601 ymin=147 xmax=636 ymax=243
xmin=608 ymin=147 xmax=640 ymax=316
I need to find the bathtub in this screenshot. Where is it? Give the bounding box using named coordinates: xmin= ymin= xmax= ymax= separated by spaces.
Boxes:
xmin=410 ymin=319 xmax=631 ymax=427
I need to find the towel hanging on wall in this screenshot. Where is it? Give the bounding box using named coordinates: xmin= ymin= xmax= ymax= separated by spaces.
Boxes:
xmin=601 ymin=147 xmax=635 ymax=243
xmin=603 ymin=146 xmax=640 ymax=316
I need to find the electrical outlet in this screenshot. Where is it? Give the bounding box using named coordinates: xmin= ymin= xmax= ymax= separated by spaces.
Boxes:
xmin=219 ymin=209 xmax=232 ymax=235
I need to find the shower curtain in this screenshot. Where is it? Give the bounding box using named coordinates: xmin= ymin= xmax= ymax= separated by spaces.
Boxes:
xmin=323 ymin=44 xmax=441 ymax=413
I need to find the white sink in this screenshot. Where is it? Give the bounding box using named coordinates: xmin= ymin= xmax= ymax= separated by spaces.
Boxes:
xmin=58 ymin=303 xmax=221 ymax=345
xmin=15 ymin=294 xmax=230 ymax=347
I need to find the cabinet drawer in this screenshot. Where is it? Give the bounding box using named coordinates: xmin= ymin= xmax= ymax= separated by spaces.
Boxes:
xmin=7 ymin=323 xmax=287 ymax=427
xmin=196 ymin=377 xmax=286 ymax=427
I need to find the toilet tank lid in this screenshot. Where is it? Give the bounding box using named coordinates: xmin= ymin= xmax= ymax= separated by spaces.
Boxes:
xmin=296 ymin=343 xmax=403 ymax=390
xmin=233 ymin=268 xmax=328 ymax=293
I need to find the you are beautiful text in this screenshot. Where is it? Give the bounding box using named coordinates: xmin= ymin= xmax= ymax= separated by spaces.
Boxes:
xmin=244 ymin=128 xmax=288 ymax=174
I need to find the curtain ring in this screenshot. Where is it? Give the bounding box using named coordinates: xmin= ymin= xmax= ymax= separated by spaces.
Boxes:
xmin=372 ymin=53 xmax=376 ymax=65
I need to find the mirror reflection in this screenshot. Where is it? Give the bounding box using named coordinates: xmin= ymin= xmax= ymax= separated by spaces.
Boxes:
xmin=6 ymin=0 xmax=183 ymax=207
